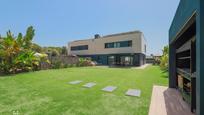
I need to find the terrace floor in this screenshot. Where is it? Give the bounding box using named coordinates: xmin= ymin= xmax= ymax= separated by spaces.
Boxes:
xmin=149 ymin=85 xmax=195 ymax=115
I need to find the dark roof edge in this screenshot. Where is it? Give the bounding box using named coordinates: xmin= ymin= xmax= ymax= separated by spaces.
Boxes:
xmin=102 ymin=30 xmax=142 ymax=38
xmin=71 ymin=30 xmax=142 ymax=42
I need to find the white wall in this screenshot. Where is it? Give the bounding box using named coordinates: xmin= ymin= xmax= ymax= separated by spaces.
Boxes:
xmin=141 ymin=33 xmax=147 ymax=54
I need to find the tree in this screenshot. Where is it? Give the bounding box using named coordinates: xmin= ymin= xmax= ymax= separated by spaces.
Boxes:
xmin=61 ymin=46 xmax=68 ymax=56
xmin=0 ymin=31 xmax=21 ymax=73
xmin=0 ymin=26 xmax=48 ymax=74
xmin=23 ymin=26 xmax=35 ymax=49
xmin=43 ymin=47 xmax=61 ymax=57
xmin=51 ymin=49 xmax=60 ymax=57
xmin=160 ymin=45 xmax=169 ymax=70
xmin=32 ymin=43 xmax=43 ymax=53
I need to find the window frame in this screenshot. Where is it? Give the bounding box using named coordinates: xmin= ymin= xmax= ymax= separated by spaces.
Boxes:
xmin=71 ymin=45 xmax=88 ymax=51
xmin=104 ymin=40 xmax=132 ymax=49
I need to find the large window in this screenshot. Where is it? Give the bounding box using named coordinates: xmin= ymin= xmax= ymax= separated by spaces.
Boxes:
xmin=108 ymin=55 xmax=133 ymax=66
xmin=105 ymin=43 xmax=114 ymax=48
xmin=108 ymin=56 xmax=115 ymax=65
xmin=71 ymin=45 xmax=88 ymax=51
xmin=120 ymin=56 xmax=133 ymax=66
xmin=105 ymin=40 xmax=132 ymax=48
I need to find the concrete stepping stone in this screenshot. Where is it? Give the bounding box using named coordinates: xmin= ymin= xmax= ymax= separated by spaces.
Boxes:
xmin=125 ymin=89 xmax=141 ymax=97
xmin=69 ymin=80 xmax=82 ymax=85
xmin=83 ymin=82 xmax=96 ymax=88
xmin=102 ymin=86 xmax=117 ymax=92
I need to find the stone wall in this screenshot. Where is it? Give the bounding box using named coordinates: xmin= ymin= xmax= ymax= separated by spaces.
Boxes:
xmin=49 ymin=56 xmax=79 ymax=64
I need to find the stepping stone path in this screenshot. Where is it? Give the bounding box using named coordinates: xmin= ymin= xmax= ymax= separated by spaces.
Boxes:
xmin=69 ymin=80 xmax=83 ymax=85
xmin=102 ymin=86 xmax=117 ymax=92
xmin=83 ymin=82 xmax=96 ymax=88
xmin=125 ymin=89 xmax=141 ymax=97
xmin=68 ymin=81 xmax=141 ymax=98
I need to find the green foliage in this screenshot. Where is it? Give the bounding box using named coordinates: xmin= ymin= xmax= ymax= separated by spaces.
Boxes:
xmin=23 ymin=26 xmax=35 ymax=49
xmin=32 ymin=43 xmax=43 ymax=53
xmin=160 ymin=46 xmax=169 ymax=70
xmin=51 ymin=49 xmax=60 ymax=56
xmin=43 ymin=47 xmax=61 ymax=57
xmin=61 ymin=46 xmax=68 ymax=56
xmin=50 ymin=57 xmax=94 ymax=69
xmin=77 ymin=58 xmax=86 ymax=67
xmin=43 ymin=46 xmax=68 ymax=56
xmin=0 ymin=26 xmax=49 ymax=74
xmin=67 ymin=64 xmax=77 ymax=67
xmin=51 ymin=61 xmax=76 ymax=69
xmin=77 ymin=58 xmax=95 ymax=67
xmin=51 ymin=61 xmax=62 ymax=69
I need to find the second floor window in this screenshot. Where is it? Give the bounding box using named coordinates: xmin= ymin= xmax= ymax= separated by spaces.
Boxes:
xmin=71 ymin=45 xmax=88 ymax=51
xmin=105 ymin=40 xmax=132 ymax=48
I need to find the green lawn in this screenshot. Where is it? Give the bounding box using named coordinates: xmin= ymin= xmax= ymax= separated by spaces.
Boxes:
xmin=0 ymin=65 xmax=168 ymax=115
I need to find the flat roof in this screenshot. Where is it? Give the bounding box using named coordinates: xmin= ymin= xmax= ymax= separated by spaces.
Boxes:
xmin=103 ymin=30 xmax=142 ymax=38
xmin=71 ymin=30 xmax=142 ymax=43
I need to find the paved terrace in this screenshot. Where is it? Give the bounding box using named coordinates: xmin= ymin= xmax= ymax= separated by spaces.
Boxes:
xmin=149 ymin=85 xmax=195 ymax=115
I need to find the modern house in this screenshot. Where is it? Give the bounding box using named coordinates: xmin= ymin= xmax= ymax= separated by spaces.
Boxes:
xmin=169 ymin=0 xmax=203 ymax=115
xmin=68 ymin=31 xmax=146 ymax=66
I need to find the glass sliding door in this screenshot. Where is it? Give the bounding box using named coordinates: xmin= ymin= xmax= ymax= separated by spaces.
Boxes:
xmin=115 ymin=56 xmax=121 ymax=65
xmin=120 ymin=56 xmax=133 ymax=66
xmin=108 ymin=56 xmax=115 ymax=65
xmin=108 ymin=55 xmax=133 ymax=66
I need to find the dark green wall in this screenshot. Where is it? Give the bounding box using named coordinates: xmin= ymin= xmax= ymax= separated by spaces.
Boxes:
xmin=169 ymin=0 xmax=203 ymax=115
xmin=196 ymin=0 xmax=204 ymax=114
xmin=169 ymin=0 xmax=198 ymax=43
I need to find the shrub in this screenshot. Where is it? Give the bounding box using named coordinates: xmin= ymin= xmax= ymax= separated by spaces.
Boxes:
xmin=77 ymin=58 xmax=96 ymax=67
xmin=52 ymin=61 xmax=62 ymax=69
xmin=0 ymin=26 xmax=50 ymax=74
xmin=160 ymin=46 xmax=169 ymax=71
xmin=63 ymin=64 xmax=69 ymax=68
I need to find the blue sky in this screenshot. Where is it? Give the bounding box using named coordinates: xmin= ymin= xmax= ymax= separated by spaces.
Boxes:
xmin=0 ymin=0 xmax=179 ymax=55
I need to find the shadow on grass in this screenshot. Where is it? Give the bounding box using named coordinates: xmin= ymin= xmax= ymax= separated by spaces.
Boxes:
xmin=162 ymin=69 xmax=168 ymax=73
xmin=108 ymin=66 xmax=132 ymax=69
xmin=0 ymin=68 xmax=76 ymax=77
xmin=160 ymin=74 xmax=168 ymax=78
xmin=0 ymin=73 xmax=15 ymax=77
xmin=160 ymin=68 xmax=169 ymax=78
xmin=0 ymin=70 xmax=36 ymax=77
